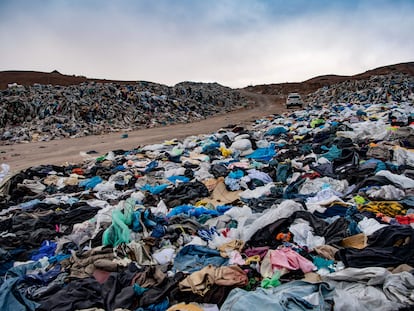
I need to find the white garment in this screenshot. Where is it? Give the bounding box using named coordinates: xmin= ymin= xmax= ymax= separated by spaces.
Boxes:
xmin=241 ymin=200 xmax=304 ymax=241
xmin=393 ymin=147 xmax=414 ymax=167
xmin=305 ymin=188 xmax=345 ymax=213
xmin=289 ymin=219 xmax=325 ymax=250
xmin=152 ymin=247 xmax=176 ymax=265
xmin=240 ymin=183 xmax=275 ymax=200
xmin=358 ymin=217 xmax=388 ymax=236
xmin=0 ymin=163 xmax=10 ymax=184
xmin=299 ymin=177 xmax=348 ymax=195
xmin=376 ymin=170 xmax=414 ymax=189
xmin=365 ymin=185 xmax=405 ymax=200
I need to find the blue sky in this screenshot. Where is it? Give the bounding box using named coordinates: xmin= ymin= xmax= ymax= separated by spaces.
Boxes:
xmin=0 ymin=0 xmax=413 ymax=87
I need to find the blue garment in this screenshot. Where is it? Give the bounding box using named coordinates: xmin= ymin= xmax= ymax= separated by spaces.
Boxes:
xmin=216 ymin=205 xmax=233 ymax=213
xmin=265 ymin=127 xmax=288 ymax=136
xmin=79 ymin=176 xmax=103 ymax=189
xmin=221 ymin=281 xmax=334 ymax=311
xmin=144 ymin=160 xmax=158 ymax=173
xmin=112 ymin=165 xmax=126 ymax=172
xmin=202 ymin=142 xmax=220 ymax=153
xmin=228 ymin=170 xmax=244 ymax=179
xmin=132 ymin=209 xmax=157 ymax=232
xmin=140 ymin=184 xmax=168 ymax=195
xmin=167 ymin=205 xmax=220 ymax=218
xmin=283 ymin=178 xmax=309 ymax=200
xmin=25 ymin=264 xmax=62 ymax=284
xmin=245 ymin=144 xmax=276 ymax=162
xmin=30 ymin=240 xmax=57 ymax=261
xmin=224 ymin=176 xmax=242 ymax=191
xmin=48 ymin=254 xmax=71 ymax=264
xmin=314 ymin=204 xmax=348 ymax=218
xmin=167 ymin=176 xmax=190 ymax=183
xmin=19 ymin=199 xmax=41 ymax=210
xmin=173 ymin=245 xmax=228 ymax=273
xmin=276 ymin=163 xmax=291 ymax=183
xmin=320 ymin=145 xmax=342 ymax=161
xmin=0 ymin=261 xmax=41 ymax=311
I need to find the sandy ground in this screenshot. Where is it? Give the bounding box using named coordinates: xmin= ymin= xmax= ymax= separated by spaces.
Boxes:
xmin=1 ymin=93 xmax=285 ymax=173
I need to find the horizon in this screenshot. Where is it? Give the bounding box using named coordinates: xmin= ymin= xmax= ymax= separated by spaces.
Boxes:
xmin=2 ymin=60 xmax=414 ymax=89
xmin=1 ymin=0 xmax=413 ymax=88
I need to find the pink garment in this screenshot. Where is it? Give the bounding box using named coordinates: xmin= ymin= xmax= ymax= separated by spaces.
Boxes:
xmin=269 ymin=247 xmax=316 ymax=273
xmin=229 ymin=251 xmax=246 ymax=265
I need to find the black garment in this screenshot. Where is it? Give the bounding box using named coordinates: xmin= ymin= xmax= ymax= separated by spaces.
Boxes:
xmin=37 ymin=278 xmax=104 ymax=311
xmin=210 ymin=164 xmax=229 ymax=178
xmin=38 ymin=265 xmax=138 ymax=311
xmin=163 ymin=181 xmax=209 ymax=207
xmin=243 ymin=187 xmax=284 ymax=213
xmin=353 ymin=175 xmax=400 ymax=193
xmin=137 ymin=272 xmax=185 ymax=308
xmin=170 ymin=283 xmax=233 ymax=307
xmin=101 ymin=267 xmax=138 ymax=311
xmin=311 ymin=149 xmax=360 ymax=182
xmin=246 ymin=210 xmax=349 ymax=249
xmin=337 ymin=225 xmax=414 ymax=268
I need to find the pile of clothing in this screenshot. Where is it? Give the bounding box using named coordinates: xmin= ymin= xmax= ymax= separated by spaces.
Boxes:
xmin=0 ymin=75 xmax=414 ymax=311
xmin=0 ymin=81 xmax=249 ymax=144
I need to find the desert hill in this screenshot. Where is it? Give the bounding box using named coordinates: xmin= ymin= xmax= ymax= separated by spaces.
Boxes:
xmin=1 ymin=62 xmax=413 ymax=94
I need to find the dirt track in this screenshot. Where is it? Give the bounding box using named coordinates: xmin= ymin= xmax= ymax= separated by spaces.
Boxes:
xmin=1 ymin=93 xmax=285 ymax=173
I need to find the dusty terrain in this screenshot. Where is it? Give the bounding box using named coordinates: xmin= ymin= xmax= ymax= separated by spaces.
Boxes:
xmin=1 ymin=92 xmax=283 ymax=173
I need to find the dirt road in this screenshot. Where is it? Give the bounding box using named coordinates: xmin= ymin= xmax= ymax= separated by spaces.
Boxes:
xmin=1 ymin=93 xmax=284 ymax=173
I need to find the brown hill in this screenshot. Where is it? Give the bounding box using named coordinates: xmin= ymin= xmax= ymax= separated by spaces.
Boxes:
xmin=244 ymin=62 xmax=414 ymax=97
xmin=0 ymin=62 xmax=413 ymax=94
xmin=0 ymin=70 xmax=143 ymax=90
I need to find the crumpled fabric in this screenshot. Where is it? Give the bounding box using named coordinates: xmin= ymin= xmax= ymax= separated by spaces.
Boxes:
xmin=299 ymin=177 xmax=349 ymax=195
xmin=0 ymin=261 xmax=41 ymax=311
xmin=173 ymin=245 xmax=228 ymax=273
xmin=260 ymin=247 xmax=316 ymax=278
xmin=178 ymin=265 xmax=248 ymax=296
xmin=375 ymin=170 xmax=414 ymax=189
xmin=383 ymin=271 xmax=414 ymax=306
xmin=289 ymin=219 xmax=325 ymax=250
xmin=245 ymin=144 xmax=276 ymax=162
xmin=220 ymin=280 xmax=335 ymax=311
xmin=365 ymin=185 xmax=405 ymax=200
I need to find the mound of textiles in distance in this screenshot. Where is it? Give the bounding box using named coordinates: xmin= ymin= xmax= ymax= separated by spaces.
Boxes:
xmin=0 ymin=83 xmax=414 ymax=310
xmin=0 ymin=81 xmax=250 ymax=145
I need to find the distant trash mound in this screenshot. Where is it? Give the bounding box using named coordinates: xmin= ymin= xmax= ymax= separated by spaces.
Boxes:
xmin=0 ymin=81 xmax=249 ymax=144
xmin=304 ymin=73 xmax=414 ymax=107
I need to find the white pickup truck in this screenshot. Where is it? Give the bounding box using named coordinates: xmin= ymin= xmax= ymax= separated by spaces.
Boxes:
xmin=286 ymin=93 xmax=303 ymax=108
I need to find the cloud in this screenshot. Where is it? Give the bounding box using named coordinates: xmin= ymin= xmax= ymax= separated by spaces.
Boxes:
xmin=0 ymin=0 xmax=413 ymax=87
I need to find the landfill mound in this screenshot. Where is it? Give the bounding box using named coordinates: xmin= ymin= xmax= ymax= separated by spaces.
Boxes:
xmin=245 ymin=61 xmax=414 ymax=97
xmin=0 ymin=68 xmax=414 ymax=310
xmin=304 ymin=72 xmax=414 ymax=106
xmin=0 ymin=81 xmax=249 ymax=145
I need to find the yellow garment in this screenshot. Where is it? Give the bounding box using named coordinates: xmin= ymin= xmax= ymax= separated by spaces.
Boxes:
xmin=358 ymin=201 xmax=406 ymax=217
xmin=163 ymin=139 xmax=179 ymax=145
xmin=219 ymin=146 xmax=233 ymax=157
xmin=293 ymin=135 xmax=305 ymax=141
xmin=245 ymin=255 xmax=261 ymax=265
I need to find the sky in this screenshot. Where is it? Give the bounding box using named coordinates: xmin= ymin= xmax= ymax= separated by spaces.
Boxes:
xmin=0 ymin=0 xmax=413 ymax=88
